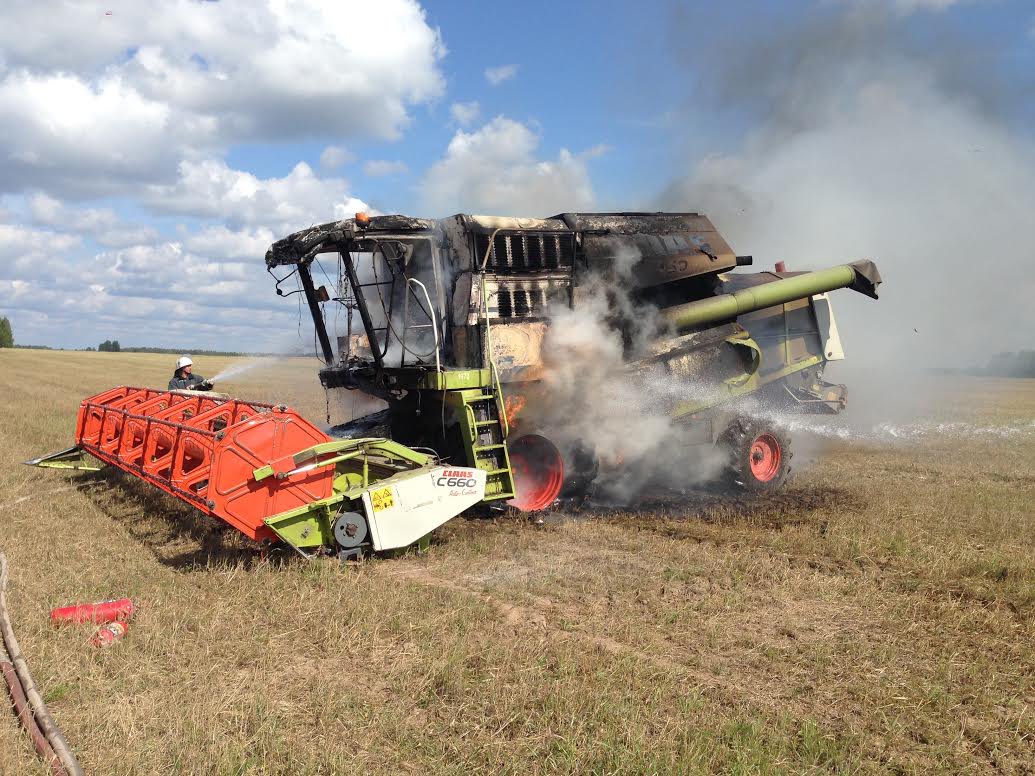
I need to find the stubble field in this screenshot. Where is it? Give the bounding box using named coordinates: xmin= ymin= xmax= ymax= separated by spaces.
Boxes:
xmin=0 ymin=348 xmax=1032 ymax=774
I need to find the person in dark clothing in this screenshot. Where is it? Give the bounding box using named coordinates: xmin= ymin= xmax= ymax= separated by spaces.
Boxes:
xmin=168 ymin=356 xmax=213 ymax=391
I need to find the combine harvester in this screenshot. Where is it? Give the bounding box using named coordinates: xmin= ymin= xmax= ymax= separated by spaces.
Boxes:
xmin=265 ymin=212 xmax=881 ymax=508
xmin=31 ymin=211 xmax=880 ymax=558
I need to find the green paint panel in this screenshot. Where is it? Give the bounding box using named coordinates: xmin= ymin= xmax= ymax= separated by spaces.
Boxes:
xmin=383 ymin=368 xmax=494 ymax=391
xmin=265 ymin=505 xmax=334 ymax=549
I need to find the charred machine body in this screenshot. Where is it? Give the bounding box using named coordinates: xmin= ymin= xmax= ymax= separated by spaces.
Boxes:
xmin=266 ymin=212 xmax=881 ymax=511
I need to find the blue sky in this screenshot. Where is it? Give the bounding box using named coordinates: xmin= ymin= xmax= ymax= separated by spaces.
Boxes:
xmin=1 ymin=0 xmax=1034 ymax=360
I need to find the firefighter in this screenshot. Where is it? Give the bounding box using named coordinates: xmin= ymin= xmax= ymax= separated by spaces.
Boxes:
xmin=168 ymin=356 xmax=213 ymax=391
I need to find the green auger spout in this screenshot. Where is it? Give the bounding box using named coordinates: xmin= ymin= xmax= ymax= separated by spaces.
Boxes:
xmin=663 ymin=260 xmax=882 ymax=332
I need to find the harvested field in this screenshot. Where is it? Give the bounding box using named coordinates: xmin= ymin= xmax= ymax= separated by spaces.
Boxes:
xmin=0 ymin=348 xmax=1033 ymax=774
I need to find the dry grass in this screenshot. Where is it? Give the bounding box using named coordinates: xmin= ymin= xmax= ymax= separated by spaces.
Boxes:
xmin=0 ymin=348 xmax=1032 ymax=774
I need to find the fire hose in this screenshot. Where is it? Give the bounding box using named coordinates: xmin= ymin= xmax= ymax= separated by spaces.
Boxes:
xmin=0 ymin=551 xmax=83 ymax=776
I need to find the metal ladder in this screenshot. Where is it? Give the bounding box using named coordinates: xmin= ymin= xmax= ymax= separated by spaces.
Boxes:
xmin=451 ymin=387 xmax=516 ymax=501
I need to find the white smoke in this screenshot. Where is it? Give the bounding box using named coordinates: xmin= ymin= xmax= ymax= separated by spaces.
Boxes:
xmin=520 ymin=248 xmax=726 ymax=502
xmin=660 ymin=4 xmax=1035 ymax=371
xmin=532 ymin=275 xmax=670 ymax=459
xmin=648 ymin=2 xmax=1035 ymax=452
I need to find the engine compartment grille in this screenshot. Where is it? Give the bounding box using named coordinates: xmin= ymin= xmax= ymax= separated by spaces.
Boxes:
xmin=484 ymin=277 xmax=570 ymax=320
xmin=475 ymin=232 xmax=576 ymax=273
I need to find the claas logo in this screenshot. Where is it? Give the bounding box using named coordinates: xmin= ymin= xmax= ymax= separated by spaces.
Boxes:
xmin=437 ymin=469 xmax=478 ymax=488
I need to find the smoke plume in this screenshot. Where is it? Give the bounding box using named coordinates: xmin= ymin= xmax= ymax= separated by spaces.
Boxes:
xmin=522 ymin=247 xmax=726 ymax=503
xmin=659 ymin=3 xmax=1035 ymax=371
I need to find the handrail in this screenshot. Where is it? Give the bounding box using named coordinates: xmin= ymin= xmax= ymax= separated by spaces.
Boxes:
xmin=406 ymin=278 xmax=441 ymax=373
xmin=480 ymin=273 xmax=509 ymax=439
xmin=475 ymin=228 xmax=509 ymax=438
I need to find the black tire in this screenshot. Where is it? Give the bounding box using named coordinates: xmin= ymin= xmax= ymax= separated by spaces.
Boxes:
xmin=720 ymin=418 xmax=793 ymax=493
xmin=558 ymin=439 xmax=599 ymax=504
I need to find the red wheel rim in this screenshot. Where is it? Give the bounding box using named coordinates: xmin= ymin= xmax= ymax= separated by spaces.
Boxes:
xmin=749 ymin=433 xmax=782 ymax=482
xmin=507 ymin=434 xmax=564 ymax=512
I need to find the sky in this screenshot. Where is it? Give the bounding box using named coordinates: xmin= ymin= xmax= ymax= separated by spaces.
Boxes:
xmin=1 ymin=0 xmax=1034 ymax=363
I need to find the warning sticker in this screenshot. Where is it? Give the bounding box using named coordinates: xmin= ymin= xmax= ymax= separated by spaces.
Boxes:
xmin=370 ymin=486 xmax=395 ymax=512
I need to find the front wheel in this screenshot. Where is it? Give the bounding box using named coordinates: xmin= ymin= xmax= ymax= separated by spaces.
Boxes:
xmin=721 ymin=419 xmax=793 ymax=493
xmin=507 ymin=434 xmax=565 ymax=512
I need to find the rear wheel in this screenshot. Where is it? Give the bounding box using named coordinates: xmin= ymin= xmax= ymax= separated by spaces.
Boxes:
xmin=721 ymin=419 xmax=792 ymax=493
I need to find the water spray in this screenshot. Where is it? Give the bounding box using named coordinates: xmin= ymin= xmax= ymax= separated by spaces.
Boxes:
xmin=205 ymin=357 xmax=278 ymax=386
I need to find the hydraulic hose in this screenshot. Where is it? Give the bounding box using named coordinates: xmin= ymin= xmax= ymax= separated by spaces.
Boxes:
xmin=0 ymin=552 xmax=83 ymax=776
xmin=0 ymin=660 xmax=64 ymax=774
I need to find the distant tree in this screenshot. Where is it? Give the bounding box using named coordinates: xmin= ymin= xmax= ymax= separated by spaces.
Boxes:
xmin=986 ymin=351 xmax=1035 ymax=378
xmin=99 ymin=339 xmax=112 ymax=352
xmin=0 ymin=317 xmax=12 ymax=348
xmin=111 ymin=340 xmax=121 ymax=352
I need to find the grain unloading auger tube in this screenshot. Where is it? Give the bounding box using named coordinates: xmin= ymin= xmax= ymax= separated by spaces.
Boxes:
xmin=26 ymin=387 xmax=486 ymax=559
xmin=661 ymin=260 xmax=881 ymax=331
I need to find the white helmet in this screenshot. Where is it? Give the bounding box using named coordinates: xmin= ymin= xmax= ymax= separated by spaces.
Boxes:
xmin=176 ymin=356 xmax=193 ymax=370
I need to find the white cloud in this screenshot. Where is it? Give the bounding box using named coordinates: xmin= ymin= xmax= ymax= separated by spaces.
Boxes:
xmin=0 ymin=0 xmax=439 ymax=352
xmin=0 ymin=70 xmax=190 ymax=194
xmin=0 ymin=227 xmax=305 ymax=350
xmin=844 ymin=0 xmax=980 ymax=13
xmin=0 ymin=224 xmax=81 ymax=279
xmin=363 ymin=160 xmax=410 ymax=177
xmin=144 ymin=159 xmax=369 ymax=232
xmin=94 ymin=226 xmax=162 ymax=249
xmin=450 ymin=101 xmax=481 ymax=126
xmin=419 ymin=116 xmax=597 ymax=216
xmin=889 ymin=0 xmax=966 ymax=10
xmin=29 ymin=193 xmax=118 ymax=232
xmin=183 ymin=225 xmax=276 ymax=263
xmin=320 ymin=146 xmax=355 ymax=170
xmin=27 ymin=193 xmax=162 ymax=247
xmin=0 ymin=0 xmax=445 ymax=196
xmin=0 ymin=273 xmax=304 ymax=351
xmin=0 ymin=174 xmax=362 ymax=350
xmin=100 ymin=243 xmax=259 ymax=306
xmin=583 ymin=143 xmax=613 ymax=159
xmin=484 ymin=64 xmax=519 ymax=86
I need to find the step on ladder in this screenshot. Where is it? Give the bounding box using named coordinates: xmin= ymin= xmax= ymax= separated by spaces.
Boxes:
xmin=449 ymin=387 xmax=516 ymax=501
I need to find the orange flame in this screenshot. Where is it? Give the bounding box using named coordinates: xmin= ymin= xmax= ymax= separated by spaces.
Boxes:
xmin=504 ymin=394 xmax=526 ymax=428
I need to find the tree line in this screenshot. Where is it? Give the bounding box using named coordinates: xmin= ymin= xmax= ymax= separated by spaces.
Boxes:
xmin=984 ymin=351 xmax=1035 ymax=378
xmin=0 ymin=321 xmax=256 ymax=355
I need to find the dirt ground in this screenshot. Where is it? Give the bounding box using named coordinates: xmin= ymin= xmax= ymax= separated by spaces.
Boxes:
xmin=0 ymin=348 xmax=1032 ymax=774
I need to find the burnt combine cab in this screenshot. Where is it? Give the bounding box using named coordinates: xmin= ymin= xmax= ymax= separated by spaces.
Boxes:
xmin=266 ymin=212 xmax=881 ymax=508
